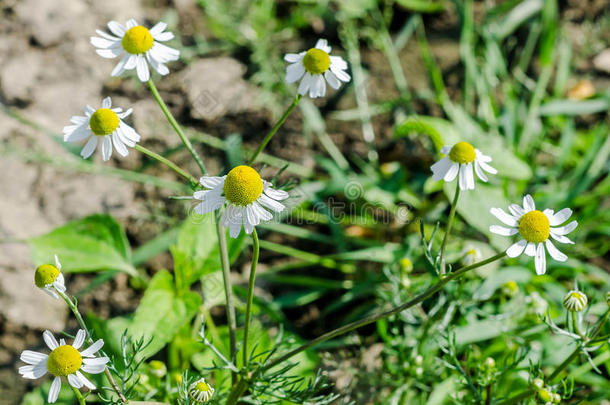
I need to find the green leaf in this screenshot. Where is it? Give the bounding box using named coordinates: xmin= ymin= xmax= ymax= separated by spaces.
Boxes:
xmin=395 ymin=0 xmax=446 ymax=13
xmin=29 ymin=214 xmax=137 ymax=277
xmin=129 ymin=270 xmax=201 ymax=359
xmin=396 ymin=115 xmax=532 ymax=180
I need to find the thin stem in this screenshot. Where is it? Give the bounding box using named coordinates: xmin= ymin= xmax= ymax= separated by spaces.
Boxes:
xmin=70 ymin=385 xmax=86 ymax=405
xmin=216 ymin=211 xmax=237 ymax=383
xmin=134 ymin=144 xmax=198 ymax=187
xmin=147 ymin=79 xmax=207 ymax=175
xmin=259 ymin=252 xmax=506 ymax=373
xmin=58 ymin=290 xmax=127 ymax=404
xmin=439 ymin=181 xmax=460 ymax=275
xmin=242 ymin=228 xmax=260 ymax=367
xmin=247 ymin=94 xmax=300 ymax=165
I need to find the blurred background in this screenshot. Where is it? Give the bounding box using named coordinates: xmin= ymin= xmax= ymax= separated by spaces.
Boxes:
xmin=1 ymin=0 xmax=609 ymax=404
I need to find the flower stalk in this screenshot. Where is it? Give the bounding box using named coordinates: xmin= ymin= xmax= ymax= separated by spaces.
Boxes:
xmin=134 ymin=144 xmax=197 ymax=187
xmin=242 ymin=228 xmax=260 ymax=367
xmin=439 ymin=181 xmax=460 ymax=275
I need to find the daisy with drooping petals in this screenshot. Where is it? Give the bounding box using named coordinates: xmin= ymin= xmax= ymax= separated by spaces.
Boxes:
xmin=35 ymin=255 xmax=66 ymax=299
xmin=91 ymin=19 xmax=180 ymax=82
xmin=19 ymin=330 xmax=109 ymax=403
xmin=489 ymin=194 xmax=577 ymax=275
xmin=188 ymin=377 xmax=215 ymax=403
xmin=284 ymin=39 xmax=350 ymax=98
xmin=431 ymin=142 xmax=497 ymax=190
xmin=63 ymin=97 xmax=141 ymax=161
xmin=563 ymin=290 xmax=588 ymax=312
xmin=194 ymin=165 xmax=289 ymax=238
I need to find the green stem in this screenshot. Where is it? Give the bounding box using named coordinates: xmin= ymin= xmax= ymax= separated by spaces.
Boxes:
xmin=134 ymin=144 xmax=198 ymax=187
xmin=242 ymin=228 xmax=260 ymax=367
xmin=258 ymin=252 xmax=506 ymax=373
xmin=226 ymin=378 xmax=249 ymax=405
xmin=70 ymin=385 xmax=86 ymax=405
xmin=58 ymin=291 xmax=127 ymax=403
xmin=147 ymin=79 xmax=207 ymax=175
xmin=216 ymin=212 xmax=237 ymax=383
xmin=247 ymin=94 xmax=300 ymax=165
xmin=439 ymin=181 xmax=460 ymax=275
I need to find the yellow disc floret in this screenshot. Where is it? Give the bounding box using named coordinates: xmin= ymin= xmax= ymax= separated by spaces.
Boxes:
xmin=223 ymin=166 xmax=263 ymax=206
xmin=35 ymin=264 xmax=60 ymax=288
xmin=89 ymin=108 xmax=119 ymax=136
xmin=122 ymin=26 xmax=154 ymax=54
xmin=189 ymin=378 xmax=215 ymax=403
xmin=302 ymin=48 xmax=331 ymax=75
xmin=448 ymin=141 xmax=476 ymax=164
xmin=47 ymin=345 xmax=82 ymax=377
xmin=518 ymin=210 xmax=550 ymax=243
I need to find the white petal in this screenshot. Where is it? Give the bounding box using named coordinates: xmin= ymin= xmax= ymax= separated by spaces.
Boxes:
xmin=330 ymin=55 xmax=348 ymax=70
xmin=298 ymin=73 xmax=313 ymax=95
xmin=440 ymin=145 xmax=451 ymax=154
xmin=465 ymin=163 xmax=475 ymax=189
xmin=490 ymin=208 xmax=518 ymax=226
xmin=525 ymin=242 xmax=536 ymax=256
xmin=458 ymin=164 xmax=467 ymax=190
xmin=64 ymin=125 xmax=91 ymax=142
xmin=54 ymin=254 xmax=61 ymax=270
xmin=112 ymin=132 xmax=129 ymax=157
xmin=90 ymin=36 xmax=116 ymax=49
xmin=68 ymin=373 xmax=83 ymax=388
xmin=150 ymin=42 xmax=179 ymax=62
xmin=81 ymin=363 xmax=107 ymax=374
xmin=73 ymin=330 xmax=86 ymax=350
xmin=111 ymin=54 xmax=130 ymax=77
xmin=551 ymin=220 xmax=577 ymax=235
xmin=442 ymin=162 xmax=458 ymax=182
xmin=550 ymin=208 xmax=572 ymax=226
xmin=330 ymin=64 xmax=350 ymax=82
xmin=20 ymin=350 xmax=48 ymax=365
xmin=136 ymin=54 xmax=150 ymax=82
xmin=80 ymin=339 xmax=104 ymax=357
xmin=476 ymin=155 xmax=497 ymax=174
xmin=96 ymin=45 xmax=122 ymax=59
xmin=431 ymin=157 xmax=452 ymax=181
xmin=310 ymin=74 xmax=326 ymax=98
xmin=263 ymin=185 xmax=289 ymax=200
xmin=228 ymin=208 xmax=244 ymax=238
xmin=506 ymin=239 xmax=527 ymax=258
xmin=95 ymin=29 xmax=120 ymax=41
xmin=149 ymin=21 xmax=167 ymax=36
xmin=80 ymin=136 xmax=98 ymax=159
xmin=146 ymin=52 xmax=169 ymax=75
xmin=474 ymin=160 xmax=488 ymax=182
xmin=284 ymin=53 xmax=303 ymax=63
xmin=43 ymin=331 xmax=59 ymax=350
xmin=545 ymin=240 xmax=567 ymax=262
xmin=252 ymin=201 xmax=272 ymax=221
xmin=257 ymin=194 xmax=285 ymax=213
xmin=153 ymin=31 xmax=174 ymax=41
xmin=194 ymin=195 xmax=226 ymax=215
xmin=101 ymin=136 xmax=112 ymax=161
xmin=243 ymin=205 xmax=256 ymax=234
xmin=107 ymin=21 xmax=126 ymax=37
xmin=489 ymin=225 xmax=518 ymax=236
xmin=200 ymin=176 xmax=225 ymax=189
xmin=49 ymin=377 xmax=61 ymax=403
xmin=126 ymin=19 xmax=138 ymax=29
xmin=324 ymin=70 xmax=341 ymax=89
xmin=523 ymin=195 xmax=535 ymax=212
xmin=83 ymin=356 xmax=109 ymax=366
xmin=118 ymin=123 xmax=140 ymax=143
xmin=314 ymin=38 xmax=331 ymax=53
xmin=549 ymin=232 xmax=574 ymax=244
xmin=508 ymin=204 xmax=524 ymax=217
xmin=534 ymin=243 xmax=546 ymax=275
xmin=76 ymin=371 xmax=96 ymax=389
xmin=125 ymin=54 xmax=138 ymax=69
xmin=102 ymin=97 xmax=112 ymax=109
xmin=285 ymin=62 xmax=305 ymax=83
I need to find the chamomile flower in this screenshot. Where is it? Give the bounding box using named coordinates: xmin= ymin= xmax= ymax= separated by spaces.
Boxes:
xmin=489 ymin=195 xmax=577 ymax=275
xmin=19 ymin=330 xmax=109 ymax=403
xmin=35 ymin=255 xmax=65 ymax=299
xmin=188 ymin=377 xmax=215 ymax=403
xmin=430 ymin=142 xmax=497 ymax=190
xmin=194 ymin=165 xmax=289 ymax=238
xmin=284 ymin=39 xmax=350 ymax=98
xmin=63 ymin=97 xmax=141 ymax=161
xmin=563 ymin=290 xmax=588 ymax=312
xmin=91 ymin=19 xmax=180 ymax=82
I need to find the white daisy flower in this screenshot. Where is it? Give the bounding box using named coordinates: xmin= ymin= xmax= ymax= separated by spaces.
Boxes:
xmin=91 ymin=19 xmax=180 ymax=82
xmin=489 ymin=194 xmax=578 ymax=275
xmin=284 ymin=38 xmax=350 ymax=98
xmin=34 ymin=255 xmax=66 ymax=299
xmin=63 ymin=97 xmax=141 ymax=161
xmin=194 ymin=165 xmax=289 ymax=238
xmin=188 ymin=377 xmax=215 ymax=403
xmin=563 ymin=290 xmax=588 ymax=312
xmin=431 ymin=142 xmax=497 ymax=190
xmin=19 ymin=330 xmax=109 ymax=403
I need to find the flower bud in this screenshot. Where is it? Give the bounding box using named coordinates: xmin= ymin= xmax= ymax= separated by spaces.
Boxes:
xmin=532 ymin=378 xmax=544 ymax=390
xmin=148 ymin=360 xmax=167 ymax=378
xmin=400 ymin=258 xmax=413 ymax=273
xmin=537 ymin=388 xmax=553 ymax=403
xmin=553 ymin=393 xmax=561 ymax=403
xmin=563 ymin=290 xmax=588 ymax=312
xmin=502 ymin=281 xmax=518 ymax=297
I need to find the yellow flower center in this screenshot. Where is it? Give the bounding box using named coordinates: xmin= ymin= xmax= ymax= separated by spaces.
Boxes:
xmin=47 ymin=345 xmax=82 ymax=377
xmin=302 ymin=48 xmax=331 ymax=75
xmin=223 ymin=166 xmax=263 ymax=206
xmin=518 ymin=210 xmax=550 ymax=243
xmin=89 ymin=108 xmax=119 ymax=136
xmin=195 ymin=381 xmax=211 ymax=392
xmin=448 ymin=141 xmax=476 ymax=164
xmin=35 ymin=264 xmax=59 ymax=288
xmin=121 ymin=25 xmax=154 ymax=54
